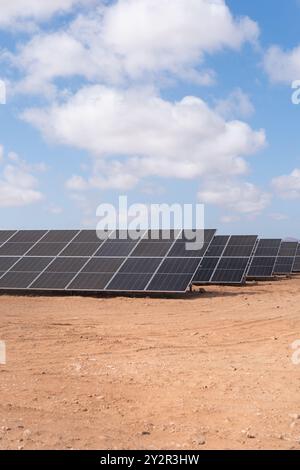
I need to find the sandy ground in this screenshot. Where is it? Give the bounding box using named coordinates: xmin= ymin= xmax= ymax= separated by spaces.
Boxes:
xmin=1 ymin=277 xmax=300 ymax=450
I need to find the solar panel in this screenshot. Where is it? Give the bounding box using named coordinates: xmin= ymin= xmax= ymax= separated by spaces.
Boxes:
xmin=193 ymin=235 xmax=257 ymax=285
xmin=247 ymin=239 xmax=281 ymax=279
xmin=193 ymin=235 xmax=229 ymax=284
xmin=273 ymin=241 xmax=298 ymax=275
xmin=0 ymin=229 xmax=216 ymax=293
xmin=293 ymin=245 xmax=300 ymax=272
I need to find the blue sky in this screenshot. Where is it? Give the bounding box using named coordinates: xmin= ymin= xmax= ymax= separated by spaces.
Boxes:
xmin=1 ymin=0 xmax=300 ymax=237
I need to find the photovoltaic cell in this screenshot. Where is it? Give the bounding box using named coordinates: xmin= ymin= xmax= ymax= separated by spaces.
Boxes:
xmin=0 ymin=231 xmax=17 ymax=244
xmin=0 ymin=257 xmax=19 ymax=272
xmin=67 ymin=273 xmax=115 ymax=291
xmin=106 ymin=273 xmax=154 ymax=291
xmin=118 ymin=258 xmax=162 ymax=274
xmin=31 ymin=272 xmax=76 ymax=290
xmin=11 ymin=257 xmax=53 ymax=272
xmin=0 ymin=271 xmax=39 ymax=289
xmin=193 ymin=257 xmax=220 ymax=283
xmin=95 ymin=241 xmax=137 ymax=257
xmin=41 ymin=230 xmax=79 ymax=243
xmin=26 ymin=243 xmax=67 ymax=257
xmin=147 ymin=274 xmax=194 ymax=292
xmin=8 ymin=230 xmax=47 ymax=243
xmin=45 ymin=257 xmax=87 ymax=273
xmin=59 ymin=243 xmax=102 ymax=257
xmin=0 ymin=243 xmax=34 ymax=256
xmin=82 ymin=257 xmax=124 ymax=273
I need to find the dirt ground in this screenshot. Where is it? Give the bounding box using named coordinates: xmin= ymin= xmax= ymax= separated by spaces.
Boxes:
xmin=1 ymin=277 xmax=300 ymax=450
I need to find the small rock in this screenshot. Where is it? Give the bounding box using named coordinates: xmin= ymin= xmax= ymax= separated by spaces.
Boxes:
xmin=247 ymin=432 xmax=256 ymax=439
xmin=23 ymin=429 xmax=31 ymax=439
xmin=193 ymin=435 xmax=206 ymax=446
xmin=141 ymin=431 xmax=151 ymax=436
xmin=289 ymin=413 xmax=300 ymax=420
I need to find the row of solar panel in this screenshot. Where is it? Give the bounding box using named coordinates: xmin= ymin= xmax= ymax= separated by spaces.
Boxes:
xmin=0 ymin=230 xmax=299 ymax=293
xmin=193 ymin=238 xmax=300 ymax=285
xmin=0 ymin=229 xmax=216 ymax=293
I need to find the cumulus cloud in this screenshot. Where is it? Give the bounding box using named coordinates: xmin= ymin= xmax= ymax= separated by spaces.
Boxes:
xmin=263 ymin=45 xmax=300 ymax=83
xmin=0 ymin=149 xmax=43 ymax=207
xmin=22 ymin=85 xmax=266 ymax=192
xmin=198 ymin=179 xmax=271 ymax=214
xmin=215 ymin=88 xmax=255 ymax=119
xmin=6 ymin=0 xmax=259 ymax=94
xmin=0 ymin=0 xmax=96 ymax=29
xmin=272 ymin=168 xmax=300 ymax=199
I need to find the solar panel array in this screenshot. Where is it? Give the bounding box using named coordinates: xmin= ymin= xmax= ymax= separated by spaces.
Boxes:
xmin=194 ymin=235 xmax=258 ymax=285
xmin=247 ymin=239 xmax=281 ymax=279
xmin=273 ymin=241 xmax=298 ymax=275
xmin=0 ymin=229 xmax=216 ymax=294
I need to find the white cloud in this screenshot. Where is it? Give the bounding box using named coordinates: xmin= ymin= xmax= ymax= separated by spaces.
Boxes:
xmin=272 ymin=168 xmax=300 ymax=199
xmin=0 ymin=147 xmax=43 ymax=207
xmin=6 ymin=0 xmax=259 ymax=94
xmin=263 ymin=45 xmax=300 ymax=83
xmin=22 ymin=85 xmax=266 ymax=190
xmin=198 ymin=179 xmax=271 ymax=214
xmin=0 ymin=0 xmax=95 ymax=29
xmin=215 ymin=88 xmax=255 ymax=119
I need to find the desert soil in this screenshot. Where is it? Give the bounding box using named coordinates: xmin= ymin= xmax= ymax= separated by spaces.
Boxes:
xmin=1 ymin=278 xmax=300 ymax=450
